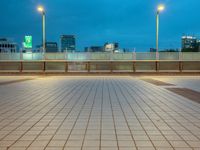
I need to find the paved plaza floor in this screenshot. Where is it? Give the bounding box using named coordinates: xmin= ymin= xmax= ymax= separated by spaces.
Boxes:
xmin=0 ymin=76 xmax=200 ymax=150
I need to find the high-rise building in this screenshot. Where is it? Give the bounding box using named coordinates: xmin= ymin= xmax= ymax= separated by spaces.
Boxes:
xmin=182 ymin=36 xmax=197 ymax=49
xmin=0 ymin=38 xmax=18 ymax=53
xmin=60 ymin=35 xmax=76 ymax=52
xmin=45 ymin=42 xmax=59 ymax=53
xmin=181 ymin=36 xmax=200 ymax=52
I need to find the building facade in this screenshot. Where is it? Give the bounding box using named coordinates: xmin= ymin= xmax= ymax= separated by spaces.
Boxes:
xmin=150 ymin=48 xmax=157 ymax=52
xmin=182 ymin=36 xmax=197 ymax=49
xmin=45 ymin=42 xmax=59 ymax=53
xmin=84 ymin=46 xmax=104 ymax=52
xmin=0 ymin=38 xmax=18 ymax=53
xmin=85 ymin=42 xmax=120 ymax=53
xmin=181 ymin=36 xmax=200 ymax=52
xmin=60 ymin=35 xmax=76 ymax=52
xmin=104 ymin=43 xmax=119 ymax=52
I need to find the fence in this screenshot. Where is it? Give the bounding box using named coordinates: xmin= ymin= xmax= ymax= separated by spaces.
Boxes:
xmin=0 ymin=52 xmax=200 ymax=73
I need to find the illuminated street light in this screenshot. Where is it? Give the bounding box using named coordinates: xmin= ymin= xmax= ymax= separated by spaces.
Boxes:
xmin=37 ymin=6 xmax=44 ymax=12
xmin=156 ymin=4 xmax=165 ymax=55
xmin=157 ymin=4 xmax=165 ymax=12
xmin=37 ymin=6 xmax=46 ymax=54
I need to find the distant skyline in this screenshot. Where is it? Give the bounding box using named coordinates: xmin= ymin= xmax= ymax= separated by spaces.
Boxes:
xmin=0 ymin=0 xmax=200 ymax=51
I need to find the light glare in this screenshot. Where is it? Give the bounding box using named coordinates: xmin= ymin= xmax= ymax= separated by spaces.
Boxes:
xmin=37 ymin=6 xmax=44 ymax=12
xmin=157 ymin=4 xmax=165 ymax=12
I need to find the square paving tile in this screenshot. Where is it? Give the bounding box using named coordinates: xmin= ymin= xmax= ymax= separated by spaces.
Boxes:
xmin=0 ymin=76 xmax=199 ymax=150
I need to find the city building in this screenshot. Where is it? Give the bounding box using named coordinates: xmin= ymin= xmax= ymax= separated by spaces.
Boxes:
xmin=181 ymin=35 xmax=200 ymax=52
xmin=60 ymin=35 xmax=76 ymax=52
xmin=182 ymin=36 xmax=197 ymax=49
xmin=122 ymin=48 xmax=135 ymax=53
xmin=0 ymin=38 xmax=18 ymax=53
xmin=84 ymin=47 xmax=90 ymax=52
xmin=45 ymin=42 xmax=59 ymax=53
xmin=84 ymin=46 xmax=104 ymax=52
xmin=150 ymin=48 xmax=157 ymax=52
xmin=85 ymin=42 xmax=120 ymax=53
xmin=104 ymin=42 xmax=119 ymax=52
xmin=35 ymin=45 xmax=43 ymax=53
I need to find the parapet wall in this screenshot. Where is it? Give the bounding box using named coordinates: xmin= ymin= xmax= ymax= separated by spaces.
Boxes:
xmin=0 ymin=60 xmax=199 ymax=73
xmin=0 ymin=52 xmax=199 ymax=73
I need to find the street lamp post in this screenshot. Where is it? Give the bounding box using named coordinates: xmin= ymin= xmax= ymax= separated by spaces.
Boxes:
xmin=156 ymin=4 xmax=165 ymax=58
xmin=37 ymin=6 xmax=46 ymax=54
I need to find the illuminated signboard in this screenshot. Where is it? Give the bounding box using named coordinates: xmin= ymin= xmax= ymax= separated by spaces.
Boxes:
xmin=23 ymin=36 xmax=32 ymax=49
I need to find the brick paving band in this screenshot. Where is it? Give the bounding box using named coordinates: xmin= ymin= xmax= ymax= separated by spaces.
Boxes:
xmin=167 ymin=88 xmax=200 ymax=104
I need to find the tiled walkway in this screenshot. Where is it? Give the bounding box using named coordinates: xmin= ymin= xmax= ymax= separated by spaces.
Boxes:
xmin=0 ymin=76 xmax=200 ymax=150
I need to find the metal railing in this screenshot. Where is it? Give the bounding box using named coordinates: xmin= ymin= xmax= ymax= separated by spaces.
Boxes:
xmin=0 ymin=52 xmax=200 ymax=61
xmin=0 ymin=52 xmax=199 ymax=73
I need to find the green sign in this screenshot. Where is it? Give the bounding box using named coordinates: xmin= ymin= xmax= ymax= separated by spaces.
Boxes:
xmin=23 ymin=36 xmax=32 ymax=49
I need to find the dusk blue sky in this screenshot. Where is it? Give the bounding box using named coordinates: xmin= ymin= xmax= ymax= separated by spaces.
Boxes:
xmin=0 ymin=0 xmax=200 ymax=51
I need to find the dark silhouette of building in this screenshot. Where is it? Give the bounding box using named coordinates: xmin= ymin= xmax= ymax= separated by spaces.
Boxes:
xmin=182 ymin=36 xmax=200 ymax=52
xmin=0 ymin=38 xmax=18 ymax=53
xmin=85 ymin=42 xmax=120 ymax=52
xmin=150 ymin=48 xmax=157 ymax=52
xmin=84 ymin=46 xmax=104 ymax=52
xmin=45 ymin=42 xmax=59 ymax=53
xmin=60 ymin=35 xmax=76 ymax=52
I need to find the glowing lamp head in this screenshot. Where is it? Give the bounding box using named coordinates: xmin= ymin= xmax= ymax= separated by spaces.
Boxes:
xmin=157 ymin=4 xmax=165 ymax=12
xmin=37 ymin=6 xmax=44 ymax=13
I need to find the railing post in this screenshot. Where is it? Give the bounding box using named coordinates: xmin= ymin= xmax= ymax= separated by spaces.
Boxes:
xmin=43 ymin=61 xmax=46 ymax=72
xmin=110 ymin=61 xmax=113 ymax=73
xmin=133 ymin=52 xmax=136 ymax=60
xmin=43 ymin=53 xmax=45 ymax=60
xmin=20 ymin=61 xmax=23 ymax=73
xmin=179 ymin=52 xmax=182 ymax=61
xmin=178 ymin=52 xmax=183 ymax=72
xmin=65 ymin=51 xmax=68 ymax=60
xmin=110 ymin=51 xmax=113 ymax=60
xmin=20 ymin=52 xmax=23 ymax=60
xmin=87 ymin=52 xmax=91 ymax=60
xmin=87 ymin=62 xmax=90 ymax=73
xmin=156 ymin=61 xmax=159 ymax=72
xmin=133 ymin=61 xmax=136 ymax=72
xmin=156 ymin=52 xmax=159 ymax=60
xmin=65 ymin=62 xmax=68 ymax=73
xmin=179 ymin=61 xmax=183 ymax=72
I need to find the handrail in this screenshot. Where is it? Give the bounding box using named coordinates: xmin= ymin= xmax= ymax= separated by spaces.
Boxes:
xmin=0 ymin=52 xmax=200 ymax=61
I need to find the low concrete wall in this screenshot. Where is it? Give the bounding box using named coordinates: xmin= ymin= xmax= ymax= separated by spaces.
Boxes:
xmin=0 ymin=60 xmax=199 ymax=73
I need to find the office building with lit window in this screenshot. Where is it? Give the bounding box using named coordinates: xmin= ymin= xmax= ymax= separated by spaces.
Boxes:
xmin=60 ymin=35 xmax=76 ymax=52
xmin=182 ymin=36 xmax=197 ymax=49
xmin=104 ymin=42 xmax=119 ymax=52
xmin=45 ymin=42 xmax=59 ymax=53
xmin=0 ymin=38 xmax=18 ymax=53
